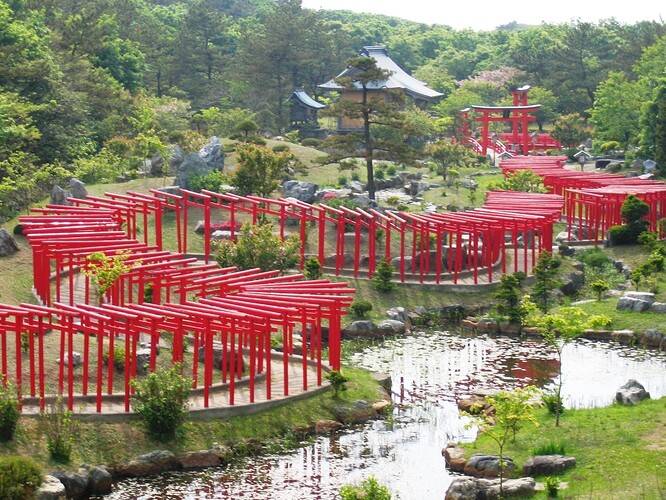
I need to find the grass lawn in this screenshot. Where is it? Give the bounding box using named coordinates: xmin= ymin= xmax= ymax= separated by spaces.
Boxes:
xmin=463 ymin=398 xmax=666 ymax=498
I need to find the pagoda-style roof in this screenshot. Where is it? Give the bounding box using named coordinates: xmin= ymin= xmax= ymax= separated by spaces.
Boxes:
xmin=319 ymin=46 xmax=443 ymax=101
xmin=288 ymin=87 xmax=325 ymax=110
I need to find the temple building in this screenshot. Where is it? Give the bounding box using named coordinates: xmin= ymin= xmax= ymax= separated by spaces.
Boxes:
xmin=319 ymin=45 xmax=443 ymax=132
xmin=286 ymin=86 xmax=326 ymax=137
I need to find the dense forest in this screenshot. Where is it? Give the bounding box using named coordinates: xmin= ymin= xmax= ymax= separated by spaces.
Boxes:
xmin=2 ymin=0 xmax=666 ymax=220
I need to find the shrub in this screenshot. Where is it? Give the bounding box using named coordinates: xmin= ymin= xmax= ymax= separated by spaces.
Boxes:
xmin=272 ymin=143 xmax=290 ymax=153
xmin=337 ymin=175 xmax=348 ymax=187
xmin=340 ymin=476 xmax=391 ymax=500
xmin=493 ymin=274 xmax=524 ymax=323
xmin=189 ymin=170 xmax=228 ymax=193
xmin=131 ymin=364 xmax=191 ymax=440
xmin=386 ymin=165 xmax=397 ymax=176
xmin=39 ymin=397 xmax=78 ymax=463
xmin=374 ymin=169 xmax=385 ymax=181
xmin=544 ymin=476 xmax=559 ymax=497
xmin=0 ymin=456 xmax=42 ymax=499
xmin=576 ymin=247 xmax=611 ymax=269
xmin=102 ymin=345 xmax=126 ymax=372
xmin=0 ymin=383 xmax=20 ymax=441
xmin=533 ymin=442 xmax=567 ymax=456
xmin=350 ymin=171 xmax=360 ymax=182
xmin=372 ymin=259 xmax=396 ymax=293
xmin=301 ymin=138 xmax=321 ymax=148
xmin=325 ymin=370 xmax=349 ymax=398
xmin=303 ymin=257 xmax=323 ymax=280
xmin=590 ymin=279 xmax=610 ymax=301
xmin=541 ymin=391 xmax=565 ymax=417
xmin=349 ymin=300 xmax=373 ymax=318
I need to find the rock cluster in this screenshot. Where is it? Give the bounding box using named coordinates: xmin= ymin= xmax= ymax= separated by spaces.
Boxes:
xmin=617 ymin=291 xmax=666 ymax=314
xmin=615 ymin=379 xmax=650 ymax=405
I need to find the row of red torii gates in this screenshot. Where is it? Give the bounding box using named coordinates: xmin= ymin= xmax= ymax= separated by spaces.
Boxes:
xmin=501 ymin=156 xmax=666 ymax=243
xmin=3 ymin=155 xmax=665 ymax=414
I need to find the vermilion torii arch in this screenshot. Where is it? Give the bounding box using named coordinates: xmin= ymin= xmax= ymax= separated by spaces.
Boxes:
xmin=501 ymin=156 xmax=666 ymax=242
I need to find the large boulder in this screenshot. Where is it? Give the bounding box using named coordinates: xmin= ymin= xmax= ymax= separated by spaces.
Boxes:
xmin=68 ymin=178 xmax=88 ymax=200
xmin=616 ymin=296 xmax=651 ymax=312
xmin=113 ymin=450 xmax=180 ymax=478
xmin=377 ymin=319 xmax=407 ymax=336
xmin=616 ymin=379 xmax=650 ymax=405
xmin=463 ymin=454 xmax=516 ymax=478
xmin=173 ymin=137 xmax=225 ymax=191
xmin=333 ymin=400 xmax=375 ymax=424
xmin=51 ymin=469 xmax=90 ymax=499
xmin=0 ymin=228 xmax=20 ymax=257
xmin=341 ymin=320 xmax=379 ymax=339
xmin=521 ymin=455 xmax=576 ymax=476
xmin=624 ymin=291 xmax=655 ymax=305
xmin=446 ymin=477 xmax=536 ymax=499
xmin=314 ymin=419 xmax=343 ymax=435
xmin=442 ymin=442 xmax=467 ymax=473
xmin=559 ymin=270 xmax=585 ymax=297
xmin=177 ymin=450 xmax=223 ymax=470
xmin=649 ymin=302 xmax=666 ymax=314
xmin=641 ymin=328 xmax=665 ymax=349
xmin=50 ymin=185 xmax=71 ymax=206
xmin=37 ymin=475 xmax=67 ymax=500
xmin=282 ymin=180 xmax=318 ymax=203
xmin=88 ymin=466 xmax=113 ymax=496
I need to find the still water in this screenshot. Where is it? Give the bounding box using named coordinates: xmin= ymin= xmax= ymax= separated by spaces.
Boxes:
xmin=110 ymin=330 xmax=666 ymax=499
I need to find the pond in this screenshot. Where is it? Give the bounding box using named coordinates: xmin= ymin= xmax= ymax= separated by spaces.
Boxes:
xmin=109 ymin=330 xmax=666 ymax=499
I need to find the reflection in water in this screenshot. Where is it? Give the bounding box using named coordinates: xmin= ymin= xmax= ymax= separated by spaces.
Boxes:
xmin=110 ymin=331 xmax=666 ymax=499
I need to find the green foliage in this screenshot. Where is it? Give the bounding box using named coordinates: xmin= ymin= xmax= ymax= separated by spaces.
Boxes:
xmin=372 ymin=259 xmax=396 ymax=293
xmin=0 ymin=382 xmax=20 ymax=441
xmin=82 ymin=250 xmax=136 ymax=303
xmin=544 ymin=476 xmax=560 ymax=497
xmin=493 ymin=274 xmax=524 ymax=323
xmin=131 ymin=364 xmax=191 ymax=441
xmin=236 ymin=118 xmax=259 ymax=140
xmin=589 ymin=279 xmax=611 ymax=301
xmin=349 ymin=300 xmax=373 ymax=319
xmin=532 ymin=251 xmax=562 ymax=314
xmin=0 ymin=456 xmax=42 ymax=500
xmin=39 ymin=397 xmax=78 ymax=463
xmin=340 ymin=476 xmax=391 ymax=500
xmin=189 ymin=169 xmax=228 ymax=193
xmin=301 ymin=138 xmax=321 ymax=148
xmin=576 ymin=247 xmax=611 ymax=269
xmin=495 ymin=169 xmax=547 ymax=193
xmin=337 ymin=175 xmax=348 ymax=187
xmin=608 ymin=223 xmax=645 ymax=245
xmin=466 ymin=386 xmax=540 ymax=493
xmin=533 ymin=441 xmax=567 ymax=456
xmin=232 ymin=143 xmax=296 ymax=198
xmin=215 ymin=223 xmax=300 ymax=273
xmin=621 ymin=194 xmax=649 ymax=224
xmin=102 ymin=345 xmax=127 ymax=372
xmin=303 ymin=257 xmax=323 ymax=280
xmin=325 ymin=370 xmax=349 ymax=398
xmin=541 ymin=392 xmax=566 ymax=417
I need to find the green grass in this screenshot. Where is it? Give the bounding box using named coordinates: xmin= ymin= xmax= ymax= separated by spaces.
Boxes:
xmin=0 ymin=366 xmax=383 ymax=470
xmin=562 ymin=298 xmax=666 ymax=332
xmin=463 ymin=398 xmax=666 ymax=498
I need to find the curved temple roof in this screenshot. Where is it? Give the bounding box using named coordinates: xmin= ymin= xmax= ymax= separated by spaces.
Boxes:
xmin=319 ymin=46 xmax=443 ymax=101
xmin=289 ymin=87 xmax=325 ymax=109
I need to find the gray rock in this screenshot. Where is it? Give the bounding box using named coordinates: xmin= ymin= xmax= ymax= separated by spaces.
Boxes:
xmin=641 ymin=328 xmax=665 ymax=349
xmin=88 ymin=465 xmax=112 ymax=495
xmin=616 ymin=296 xmax=651 ymax=312
xmin=463 ymin=454 xmax=516 ymax=478
xmin=174 ymin=153 xmax=208 ymax=191
xmin=51 ymin=469 xmax=90 ymax=499
xmin=37 ymin=475 xmax=67 ymax=500
xmin=199 ymin=136 xmax=225 ymax=171
xmin=616 ymin=379 xmax=650 ymax=405
xmin=407 ymin=180 xmax=431 ymax=196
xmin=115 ymin=450 xmax=180 ymax=478
xmin=169 ymin=144 xmax=186 ymax=174
xmin=341 ymin=320 xmax=379 ymax=339
xmin=555 ymin=231 xmax=570 ymax=243
xmin=149 ymin=152 xmax=165 ymax=177
xmin=649 ymin=302 xmax=666 ymax=314
xmin=446 ymin=477 xmax=536 ymax=500
xmin=521 ymin=455 xmax=576 ymax=476
xmin=333 ymin=400 xmax=374 ymax=424
xmin=349 ymin=195 xmax=378 ymax=209
xmin=68 ymin=178 xmax=88 ymax=199
xmin=386 ymin=306 xmax=409 ymax=323
xmin=282 ymin=180 xmax=318 ymax=203
xmin=624 ymin=291 xmax=655 ymax=305
xmin=0 ymin=228 xmax=20 ymax=257
xmin=476 ymin=317 xmax=499 ymax=334
xmin=377 ymin=319 xmax=406 ymax=336
xmin=156 ymin=185 xmax=182 ymax=197
xmin=560 ymin=271 xmax=584 ymax=297
xmin=50 ymin=185 xmax=72 ymax=206
xmin=349 ymin=180 xmax=365 ymax=193
xmin=135 ymin=348 xmax=152 ymax=375
xmin=58 ymin=351 xmax=83 ymax=367
xmin=197 ymin=342 xmax=245 ymax=374
xmin=314 ymin=419 xmax=343 ymax=434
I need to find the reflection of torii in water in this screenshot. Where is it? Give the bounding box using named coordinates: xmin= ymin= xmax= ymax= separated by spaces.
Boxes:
xmin=458 ymin=85 xmax=561 ymax=157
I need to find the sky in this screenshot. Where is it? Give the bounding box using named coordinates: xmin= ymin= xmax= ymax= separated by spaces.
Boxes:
xmin=301 ymin=0 xmax=665 ymax=31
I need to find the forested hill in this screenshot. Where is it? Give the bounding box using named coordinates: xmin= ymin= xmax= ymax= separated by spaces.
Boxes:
xmin=1 ymin=0 xmax=666 ymax=221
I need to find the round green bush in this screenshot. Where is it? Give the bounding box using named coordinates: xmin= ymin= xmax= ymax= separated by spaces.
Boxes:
xmin=0 ymin=383 xmax=20 ymax=442
xmin=0 ymin=456 xmax=42 ymax=499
